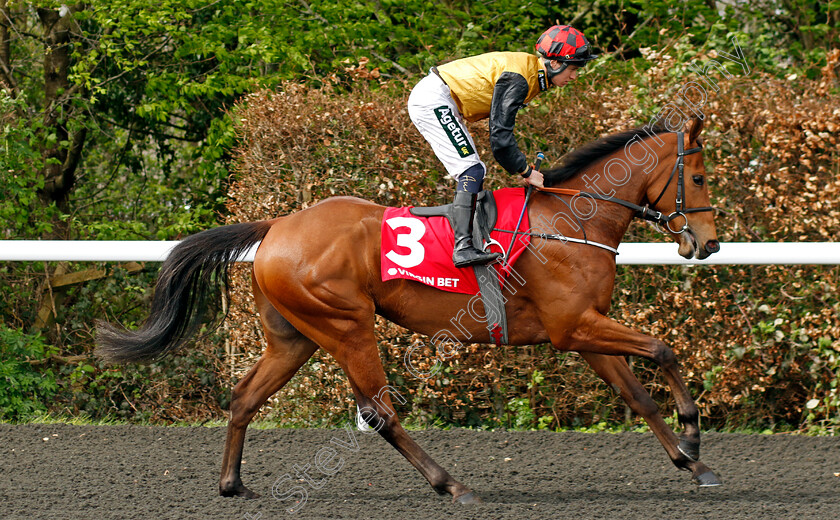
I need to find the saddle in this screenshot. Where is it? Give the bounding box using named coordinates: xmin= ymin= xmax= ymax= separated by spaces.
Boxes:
xmin=409 ymin=191 xmax=508 ymax=346
xmin=409 ymin=190 xmax=499 ymax=248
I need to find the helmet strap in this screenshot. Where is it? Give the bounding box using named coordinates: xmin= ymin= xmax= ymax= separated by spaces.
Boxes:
xmin=542 ymin=58 xmax=568 ymax=83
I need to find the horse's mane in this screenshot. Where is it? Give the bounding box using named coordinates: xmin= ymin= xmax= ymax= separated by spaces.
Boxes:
xmin=543 ymin=125 xmax=670 ymax=187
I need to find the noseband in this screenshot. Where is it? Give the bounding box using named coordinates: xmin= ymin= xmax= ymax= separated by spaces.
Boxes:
xmin=537 ymin=131 xmax=714 ymax=234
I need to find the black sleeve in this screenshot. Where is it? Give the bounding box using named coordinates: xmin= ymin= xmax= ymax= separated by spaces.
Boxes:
xmin=489 ymin=71 xmax=530 ymax=175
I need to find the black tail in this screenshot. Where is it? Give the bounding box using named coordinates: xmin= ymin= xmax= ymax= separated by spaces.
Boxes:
xmin=96 ymin=220 xmax=274 ymax=363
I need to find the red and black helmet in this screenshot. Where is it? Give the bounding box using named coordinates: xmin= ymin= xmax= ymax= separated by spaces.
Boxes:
xmin=536 ymin=25 xmax=598 ymax=64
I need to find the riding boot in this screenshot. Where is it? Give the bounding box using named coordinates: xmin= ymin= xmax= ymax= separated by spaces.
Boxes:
xmin=452 ymin=192 xmax=501 ymax=267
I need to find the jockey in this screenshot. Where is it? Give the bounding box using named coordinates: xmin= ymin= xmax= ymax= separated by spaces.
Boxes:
xmin=408 ymin=25 xmax=598 ymax=267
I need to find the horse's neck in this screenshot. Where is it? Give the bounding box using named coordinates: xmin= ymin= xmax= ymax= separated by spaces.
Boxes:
xmin=539 ymin=164 xmax=649 ymax=249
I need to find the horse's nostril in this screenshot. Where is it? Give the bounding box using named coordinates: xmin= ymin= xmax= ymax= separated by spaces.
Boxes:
xmin=705 ymin=240 xmax=720 ymax=254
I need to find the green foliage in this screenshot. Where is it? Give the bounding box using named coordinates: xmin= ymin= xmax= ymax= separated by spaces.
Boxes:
xmin=0 ymin=93 xmax=57 ymax=239
xmin=503 ymin=370 xmax=555 ymax=430
xmin=0 ymin=327 xmax=59 ymax=421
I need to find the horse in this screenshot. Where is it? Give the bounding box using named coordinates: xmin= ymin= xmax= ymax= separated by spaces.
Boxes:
xmin=97 ymin=117 xmax=722 ymax=503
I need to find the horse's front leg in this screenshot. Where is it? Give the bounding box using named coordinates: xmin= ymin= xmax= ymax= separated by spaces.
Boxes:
xmin=579 ymin=352 xmax=720 ymax=485
xmin=567 ymin=310 xmax=720 ymax=486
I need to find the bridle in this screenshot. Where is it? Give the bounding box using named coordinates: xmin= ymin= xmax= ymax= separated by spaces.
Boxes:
xmin=646 ymin=131 xmax=714 ymax=233
xmin=536 ymin=130 xmax=715 ymax=234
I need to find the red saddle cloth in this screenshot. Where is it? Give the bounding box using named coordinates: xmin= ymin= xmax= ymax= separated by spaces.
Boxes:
xmin=380 ymin=187 xmax=531 ymax=295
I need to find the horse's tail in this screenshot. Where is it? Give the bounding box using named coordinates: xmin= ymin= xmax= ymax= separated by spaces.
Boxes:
xmin=96 ymin=220 xmax=275 ymax=363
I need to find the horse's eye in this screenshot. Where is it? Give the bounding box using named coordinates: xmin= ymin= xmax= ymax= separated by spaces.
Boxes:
xmin=692 ymin=175 xmax=705 ymax=186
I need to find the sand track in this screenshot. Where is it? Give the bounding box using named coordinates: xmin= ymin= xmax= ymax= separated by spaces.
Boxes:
xmin=2 ymin=423 xmax=838 ymax=519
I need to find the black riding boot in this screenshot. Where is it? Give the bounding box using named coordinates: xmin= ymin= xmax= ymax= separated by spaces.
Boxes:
xmin=452 ymin=192 xmax=501 ymax=267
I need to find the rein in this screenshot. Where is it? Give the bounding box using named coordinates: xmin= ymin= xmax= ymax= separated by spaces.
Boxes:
xmin=492 ymin=131 xmax=713 ymax=256
xmin=537 ymin=131 xmax=713 ymax=234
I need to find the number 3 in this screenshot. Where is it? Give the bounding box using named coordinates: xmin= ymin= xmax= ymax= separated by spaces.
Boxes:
xmin=385 ymin=217 xmax=426 ymax=268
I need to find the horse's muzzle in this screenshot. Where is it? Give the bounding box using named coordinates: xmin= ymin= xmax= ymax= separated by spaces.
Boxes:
xmin=704 ymin=240 xmax=720 ymax=254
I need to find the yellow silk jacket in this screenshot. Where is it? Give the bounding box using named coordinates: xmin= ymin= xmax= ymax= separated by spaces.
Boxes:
xmin=436 ymin=52 xmax=549 ymax=175
xmin=437 ymin=52 xmax=547 ymax=122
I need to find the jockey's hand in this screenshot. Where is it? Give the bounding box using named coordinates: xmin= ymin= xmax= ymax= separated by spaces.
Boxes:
xmin=524 ymin=169 xmax=544 ymax=188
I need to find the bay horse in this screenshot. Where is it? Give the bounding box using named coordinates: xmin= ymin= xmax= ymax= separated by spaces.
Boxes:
xmin=97 ymin=117 xmax=722 ymax=502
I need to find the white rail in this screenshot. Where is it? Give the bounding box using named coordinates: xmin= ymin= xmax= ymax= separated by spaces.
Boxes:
xmin=616 ymin=242 xmax=840 ymax=265
xmin=1 ymin=241 xmax=839 ymax=265
xmin=0 ymin=241 xmax=258 ymax=263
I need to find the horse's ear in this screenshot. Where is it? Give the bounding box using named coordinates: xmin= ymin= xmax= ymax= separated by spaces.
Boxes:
xmin=687 ymin=116 xmax=704 ymax=144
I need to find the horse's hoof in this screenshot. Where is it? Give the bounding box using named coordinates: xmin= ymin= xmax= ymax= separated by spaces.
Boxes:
xmin=220 ymin=485 xmax=260 ymax=499
xmin=453 ymin=491 xmax=482 ymax=504
xmin=693 ymin=470 xmax=722 ymax=487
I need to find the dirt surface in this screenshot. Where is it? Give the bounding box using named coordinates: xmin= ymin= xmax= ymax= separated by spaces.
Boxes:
xmin=1 ymin=423 xmax=838 ymax=520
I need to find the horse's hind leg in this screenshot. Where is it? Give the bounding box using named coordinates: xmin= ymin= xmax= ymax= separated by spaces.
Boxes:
xmin=327 ymin=328 xmax=479 ymax=504
xmin=219 ymin=277 xmax=318 ymax=498
xmin=580 ymin=352 xmax=721 ymax=486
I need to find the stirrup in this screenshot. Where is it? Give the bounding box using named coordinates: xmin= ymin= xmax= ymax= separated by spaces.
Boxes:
xmin=453 ymin=247 xmax=501 ymax=268
xmin=482 ymin=237 xmax=506 ymax=259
